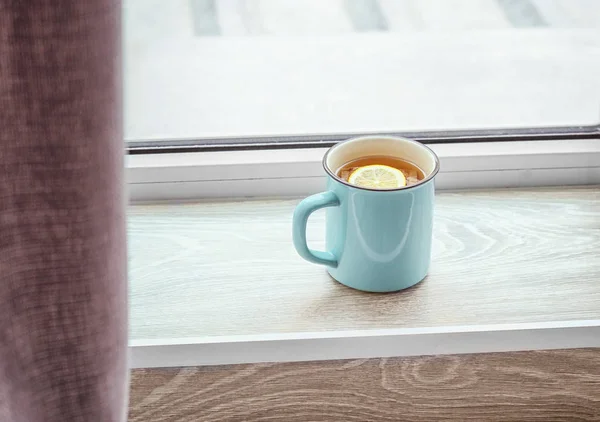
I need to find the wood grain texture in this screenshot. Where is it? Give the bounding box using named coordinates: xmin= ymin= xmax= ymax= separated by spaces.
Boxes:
xmin=129 ymin=348 xmax=600 ymax=421
xmin=128 ymin=187 xmax=600 ymax=342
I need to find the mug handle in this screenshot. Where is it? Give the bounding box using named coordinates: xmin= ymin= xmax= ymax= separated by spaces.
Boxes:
xmin=292 ymin=191 xmax=340 ymax=267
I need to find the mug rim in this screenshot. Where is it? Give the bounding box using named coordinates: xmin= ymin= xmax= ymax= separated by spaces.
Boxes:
xmin=322 ymin=135 xmax=441 ymax=192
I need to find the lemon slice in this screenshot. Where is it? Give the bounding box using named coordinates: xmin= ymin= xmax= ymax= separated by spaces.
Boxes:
xmin=348 ymin=165 xmax=406 ymax=189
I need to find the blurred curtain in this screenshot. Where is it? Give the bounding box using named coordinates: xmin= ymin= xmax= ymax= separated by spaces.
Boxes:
xmin=0 ymin=1 xmax=128 ymax=421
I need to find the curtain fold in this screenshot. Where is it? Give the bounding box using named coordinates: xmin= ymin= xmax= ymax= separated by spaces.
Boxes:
xmin=0 ymin=1 xmax=128 ymax=421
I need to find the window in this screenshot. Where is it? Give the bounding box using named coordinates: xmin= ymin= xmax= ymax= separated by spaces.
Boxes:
xmin=124 ymin=0 xmax=600 ymax=200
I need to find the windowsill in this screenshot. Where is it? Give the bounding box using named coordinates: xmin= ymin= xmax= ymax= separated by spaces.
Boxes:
xmin=128 ymin=186 xmax=600 ymax=368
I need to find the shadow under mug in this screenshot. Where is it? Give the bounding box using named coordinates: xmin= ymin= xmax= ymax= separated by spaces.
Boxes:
xmin=292 ymin=136 xmax=440 ymax=293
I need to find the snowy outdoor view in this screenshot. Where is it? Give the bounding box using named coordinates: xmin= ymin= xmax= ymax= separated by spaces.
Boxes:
xmin=124 ymin=0 xmax=600 ymax=142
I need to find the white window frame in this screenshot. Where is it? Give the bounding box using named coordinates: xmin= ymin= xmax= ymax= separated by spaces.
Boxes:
xmin=127 ymin=137 xmax=600 ymax=202
xmin=125 ymin=16 xmax=599 ymax=201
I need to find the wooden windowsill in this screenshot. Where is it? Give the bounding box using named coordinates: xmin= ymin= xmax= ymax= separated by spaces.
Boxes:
xmin=128 ymin=186 xmax=600 ymax=368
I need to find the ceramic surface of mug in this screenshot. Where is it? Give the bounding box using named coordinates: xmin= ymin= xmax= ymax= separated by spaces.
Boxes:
xmin=292 ymin=136 xmax=440 ymax=292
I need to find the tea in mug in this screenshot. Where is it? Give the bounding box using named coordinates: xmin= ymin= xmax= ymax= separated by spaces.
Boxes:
xmin=337 ymin=155 xmax=425 ymax=189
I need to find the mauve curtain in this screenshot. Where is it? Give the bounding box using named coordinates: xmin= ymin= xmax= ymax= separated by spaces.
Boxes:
xmin=0 ymin=1 xmax=128 ymax=421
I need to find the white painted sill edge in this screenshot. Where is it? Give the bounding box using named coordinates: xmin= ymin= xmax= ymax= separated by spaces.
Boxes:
xmin=130 ymin=320 xmax=600 ymax=369
xmin=127 ymin=139 xmax=600 ymax=202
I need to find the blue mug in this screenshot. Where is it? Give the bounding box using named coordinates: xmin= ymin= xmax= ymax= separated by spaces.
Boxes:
xmin=292 ymin=136 xmax=440 ymax=292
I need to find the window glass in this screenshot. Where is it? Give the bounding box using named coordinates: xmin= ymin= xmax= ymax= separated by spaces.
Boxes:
xmin=124 ymin=0 xmax=600 ymax=146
